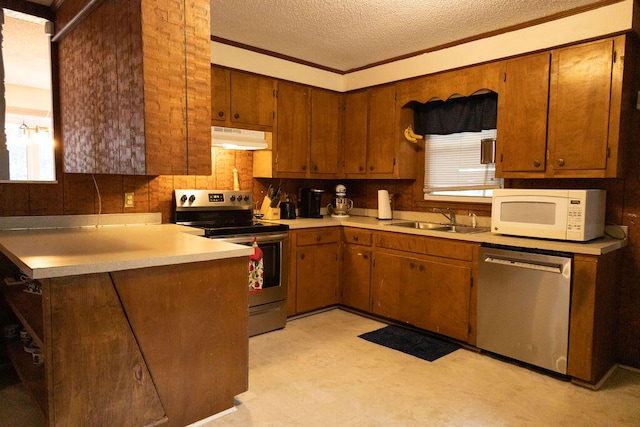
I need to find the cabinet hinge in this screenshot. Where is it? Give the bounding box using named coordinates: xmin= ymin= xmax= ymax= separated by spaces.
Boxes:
xmin=468 ymin=324 xmax=472 ymax=334
xmin=500 ymin=153 xmax=503 ymax=163
xmin=607 ymin=147 xmax=611 ymax=158
xmin=393 ymin=158 xmax=396 ymax=166
xmin=503 ymin=72 xmax=507 ymax=82
xmin=470 ymin=277 xmax=473 ymax=288
xmin=273 ymin=89 xmax=278 ymax=98
xmin=275 ymin=153 xmax=278 ymax=165
xmin=613 ymin=50 xmax=617 ymax=64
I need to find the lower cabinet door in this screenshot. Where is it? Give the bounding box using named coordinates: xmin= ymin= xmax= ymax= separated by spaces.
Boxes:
xmin=403 ymin=258 xmax=472 ymax=342
xmin=342 ymin=245 xmax=372 ymax=312
xmin=295 ymin=243 xmax=339 ymax=313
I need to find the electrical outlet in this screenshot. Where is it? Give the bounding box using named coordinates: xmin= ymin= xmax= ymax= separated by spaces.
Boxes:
xmin=124 ymin=192 xmax=135 ymax=208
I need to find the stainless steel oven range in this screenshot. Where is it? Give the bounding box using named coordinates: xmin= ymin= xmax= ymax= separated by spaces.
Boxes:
xmin=174 ymin=189 xmax=289 ymax=337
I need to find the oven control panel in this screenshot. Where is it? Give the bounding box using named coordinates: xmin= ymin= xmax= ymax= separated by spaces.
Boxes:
xmin=175 ymin=189 xmax=252 ymax=209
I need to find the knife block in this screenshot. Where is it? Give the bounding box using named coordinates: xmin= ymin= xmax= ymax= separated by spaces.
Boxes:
xmin=263 ymin=207 xmax=280 ymax=220
xmin=260 ymin=196 xmax=280 ymax=219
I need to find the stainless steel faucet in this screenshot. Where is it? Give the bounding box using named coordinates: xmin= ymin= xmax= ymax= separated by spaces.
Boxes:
xmin=433 ymin=207 xmax=456 ymax=225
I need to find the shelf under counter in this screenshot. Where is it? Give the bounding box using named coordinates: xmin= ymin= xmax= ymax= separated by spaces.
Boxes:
xmin=2 ymin=285 xmax=44 ymax=348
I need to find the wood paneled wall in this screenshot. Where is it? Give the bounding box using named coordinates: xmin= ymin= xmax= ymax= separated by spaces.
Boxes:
xmin=0 ymin=148 xmax=252 ymax=223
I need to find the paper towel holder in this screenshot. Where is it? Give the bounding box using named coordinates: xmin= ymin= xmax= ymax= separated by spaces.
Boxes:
xmin=377 ymin=190 xmax=393 ymax=220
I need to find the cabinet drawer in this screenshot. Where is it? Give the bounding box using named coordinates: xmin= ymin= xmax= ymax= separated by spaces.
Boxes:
xmin=343 ymin=228 xmax=372 ymax=246
xmin=296 ymin=228 xmax=341 ymax=246
xmin=375 ymin=231 xmax=475 ymax=261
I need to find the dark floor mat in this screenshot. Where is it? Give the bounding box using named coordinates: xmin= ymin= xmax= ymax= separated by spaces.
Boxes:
xmin=359 ymin=325 xmax=460 ymax=362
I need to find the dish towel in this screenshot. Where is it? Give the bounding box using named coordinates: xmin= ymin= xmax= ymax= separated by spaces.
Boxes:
xmin=249 ymin=238 xmax=264 ymax=293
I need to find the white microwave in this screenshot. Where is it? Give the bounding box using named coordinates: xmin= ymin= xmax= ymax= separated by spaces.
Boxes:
xmin=491 ymin=189 xmax=606 ymax=241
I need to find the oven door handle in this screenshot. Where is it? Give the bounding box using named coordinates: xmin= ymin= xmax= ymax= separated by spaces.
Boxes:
xmin=212 ymin=232 xmax=288 ymax=244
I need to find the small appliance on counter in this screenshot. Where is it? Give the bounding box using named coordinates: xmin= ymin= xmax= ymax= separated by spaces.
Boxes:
xmin=491 ymin=188 xmax=606 ymax=241
xmin=298 ymin=188 xmax=324 ymax=218
xmin=327 ymin=184 xmax=353 ymax=218
xmin=377 ymin=189 xmax=393 ymax=220
xmin=280 ymin=193 xmax=297 ymax=219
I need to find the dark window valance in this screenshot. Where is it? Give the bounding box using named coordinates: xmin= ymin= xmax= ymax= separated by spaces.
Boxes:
xmin=408 ymin=91 xmax=497 ymax=135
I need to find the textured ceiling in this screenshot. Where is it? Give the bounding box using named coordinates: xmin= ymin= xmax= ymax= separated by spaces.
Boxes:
xmin=211 ymin=0 xmax=608 ymax=71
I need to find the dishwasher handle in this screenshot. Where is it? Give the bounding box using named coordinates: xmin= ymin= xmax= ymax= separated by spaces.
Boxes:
xmin=483 ymin=255 xmax=564 ymax=274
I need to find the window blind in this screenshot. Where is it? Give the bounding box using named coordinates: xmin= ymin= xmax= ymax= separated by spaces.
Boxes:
xmin=424 ymin=129 xmax=501 ymax=194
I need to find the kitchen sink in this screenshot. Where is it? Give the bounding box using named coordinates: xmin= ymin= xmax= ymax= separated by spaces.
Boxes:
xmin=387 ymin=221 xmax=490 ymax=234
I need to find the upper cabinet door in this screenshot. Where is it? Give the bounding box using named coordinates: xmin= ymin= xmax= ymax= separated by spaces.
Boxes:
xmin=367 ymin=85 xmax=396 ymax=175
xmin=211 ymin=66 xmax=231 ymax=124
xmin=310 ymin=89 xmax=342 ymax=177
xmin=275 ymin=81 xmax=310 ymax=176
xmin=230 ymin=71 xmax=276 ymax=128
xmin=344 ymin=90 xmax=369 ymax=176
xmin=549 ymin=39 xmax=614 ymax=173
xmin=499 ymin=53 xmax=551 ymax=174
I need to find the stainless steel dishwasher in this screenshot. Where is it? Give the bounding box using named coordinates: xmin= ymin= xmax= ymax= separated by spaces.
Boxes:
xmin=477 ymin=245 xmax=572 ymax=374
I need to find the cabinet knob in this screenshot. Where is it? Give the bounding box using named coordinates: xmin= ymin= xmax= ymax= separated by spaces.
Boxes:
xmin=234 ymin=113 xmax=240 ymax=119
xmin=363 ymin=254 xmax=369 ymax=260
xmin=302 ymin=165 xmax=307 ymax=171
xmin=316 ymin=235 xmax=321 ymax=242
xmin=533 ymin=160 xmax=541 ymax=168
xmin=409 ymin=262 xmax=415 ymax=269
xmin=557 ymin=158 xmax=565 ymax=166
xmin=300 ymin=253 xmax=305 ymax=260
xmin=419 ymin=265 xmax=424 ymax=272
xmin=218 ymin=111 xmax=224 ymax=118
xmin=313 ymin=165 xmax=318 ymax=171
xmin=369 ymin=165 xmax=375 ymax=171
xmin=353 ymin=236 xmax=359 ymax=242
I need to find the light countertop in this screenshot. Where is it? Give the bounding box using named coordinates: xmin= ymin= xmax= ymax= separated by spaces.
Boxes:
xmin=0 ymin=221 xmax=252 ymax=279
xmin=271 ymin=214 xmax=627 ymax=256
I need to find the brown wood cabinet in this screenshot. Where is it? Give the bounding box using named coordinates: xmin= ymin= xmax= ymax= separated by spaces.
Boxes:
xmin=344 ymin=85 xmax=417 ymax=178
xmin=288 ymin=228 xmax=341 ymax=315
xmin=1 ymin=256 xmax=248 ymax=427
xmin=568 ymin=251 xmax=620 ymax=384
xmin=211 ymin=66 xmax=277 ymax=130
xmin=341 ymin=228 xmax=372 ymax=312
xmin=275 ymin=81 xmax=311 ymax=177
xmin=371 ymin=232 xmax=476 ymax=342
xmin=497 ymin=35 xmax=632 ymax=179
xmin=310 ymin=89 xmax=343 ymax=177
xmin=274 ymin=84 xmax=342 ymax=178
xmin=498 ymin=53 xmax=551 ymax=174
xmin=57 ymin=0 xmax=211 ymax=176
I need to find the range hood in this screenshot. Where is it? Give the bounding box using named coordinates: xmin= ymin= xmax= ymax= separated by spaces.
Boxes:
xmin=211 ymin=126 xmax=268 ymax=150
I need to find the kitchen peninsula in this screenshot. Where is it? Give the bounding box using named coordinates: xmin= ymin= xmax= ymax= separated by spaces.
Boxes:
xmin=0 ymin=214 xmax=252 ymax=427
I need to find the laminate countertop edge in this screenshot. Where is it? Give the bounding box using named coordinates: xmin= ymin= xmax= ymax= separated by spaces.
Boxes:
xmin=269 ymin=215 xmax=627 ymax=256
xmin=0 ymin=223 xmax=253 ymax=280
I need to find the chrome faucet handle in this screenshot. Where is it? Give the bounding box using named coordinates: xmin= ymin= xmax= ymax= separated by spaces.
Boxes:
xmin=447 ymin=208 xmax=456 ymax=225
xmin=433 ymin=207 xmax=456 ymax=225
xmin=469 ymin=212 xmax=477 ymax=228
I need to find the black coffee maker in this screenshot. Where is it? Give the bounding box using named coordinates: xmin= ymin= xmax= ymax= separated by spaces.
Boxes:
xmin=298 ymin=188 xmax=324 ymax=218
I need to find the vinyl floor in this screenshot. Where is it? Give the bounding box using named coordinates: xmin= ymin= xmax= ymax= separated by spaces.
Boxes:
xmin=2 ymin=308 xmax=640 ymax=426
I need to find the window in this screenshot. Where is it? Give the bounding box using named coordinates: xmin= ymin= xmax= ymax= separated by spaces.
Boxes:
xmin=411 ymin=91 xmax=502 ymax=202
xmin=423 ymin=129 xmax=502 ymax=202
xmin=1 ymin=8 xmax=55 ymax=182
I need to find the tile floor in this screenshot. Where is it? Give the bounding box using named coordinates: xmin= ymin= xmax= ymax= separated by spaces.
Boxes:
xmin=2 ymin=308 xmax=640 ymax=426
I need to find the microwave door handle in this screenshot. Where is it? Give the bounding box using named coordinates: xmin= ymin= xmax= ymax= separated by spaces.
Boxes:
xmin=484 ymin=256 xmax=563 ymax=274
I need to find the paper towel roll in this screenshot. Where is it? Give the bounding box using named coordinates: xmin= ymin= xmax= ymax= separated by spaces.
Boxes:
xmin=377 ymin=190 xmax=392 ymax=219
